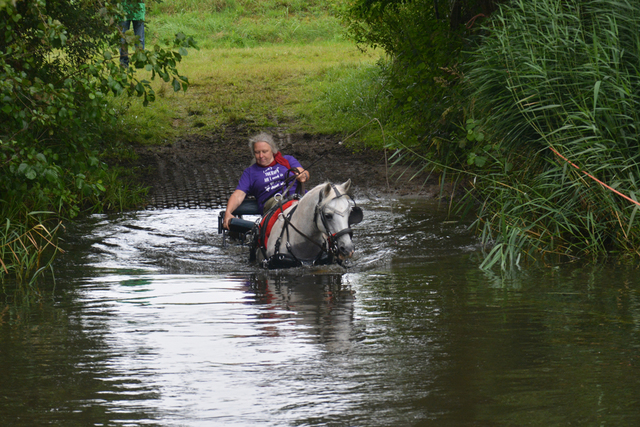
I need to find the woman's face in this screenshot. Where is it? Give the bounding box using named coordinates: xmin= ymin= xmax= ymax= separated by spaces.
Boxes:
xmin=254 ymin=141 xmax=275 ymax=167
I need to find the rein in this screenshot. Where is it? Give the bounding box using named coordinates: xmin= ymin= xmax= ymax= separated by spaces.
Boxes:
xmin=270 ymin=149 xmax=332 ymax=200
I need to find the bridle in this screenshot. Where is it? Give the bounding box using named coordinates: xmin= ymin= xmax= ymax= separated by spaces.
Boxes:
xmin=264 ymin=183 xmax=363 ymax=267
xmin=313 ymin=183 xmax=363 ymax=257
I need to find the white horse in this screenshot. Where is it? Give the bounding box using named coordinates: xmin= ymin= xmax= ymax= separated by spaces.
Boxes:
xmin=254 ymin=179 xmax=363 ymax=268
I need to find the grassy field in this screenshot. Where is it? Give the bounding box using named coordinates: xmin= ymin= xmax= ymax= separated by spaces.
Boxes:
xmin=115 ymin=0 xmax=383 ymax=146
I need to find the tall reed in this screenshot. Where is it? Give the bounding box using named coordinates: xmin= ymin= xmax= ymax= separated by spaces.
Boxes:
xmin=466 ymin=0 xmax=640 ymax=267
xmin=0 ymin=209 xmax=62 ymax=286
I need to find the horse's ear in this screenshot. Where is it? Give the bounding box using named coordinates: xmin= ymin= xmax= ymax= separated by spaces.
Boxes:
xmin=322 ymin=182 xmax=333 ymax=198
xmin=341 ymin=179 xmax=352 ymax=195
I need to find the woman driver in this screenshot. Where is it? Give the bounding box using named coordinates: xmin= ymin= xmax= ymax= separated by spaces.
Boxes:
xmin=223 ymin=132 xmax=309 ymax=230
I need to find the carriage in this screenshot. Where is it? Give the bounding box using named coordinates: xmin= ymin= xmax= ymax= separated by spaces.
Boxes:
xmin=218 ymin=180 xmax=363 ymax=269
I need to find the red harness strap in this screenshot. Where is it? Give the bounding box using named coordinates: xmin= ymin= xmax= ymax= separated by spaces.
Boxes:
xmin=258 ymin=200 xmax=298 ymax=248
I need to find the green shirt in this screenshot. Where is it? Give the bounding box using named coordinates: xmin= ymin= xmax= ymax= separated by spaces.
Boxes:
xmin=123 ymin=1 xmax=145 ymax=21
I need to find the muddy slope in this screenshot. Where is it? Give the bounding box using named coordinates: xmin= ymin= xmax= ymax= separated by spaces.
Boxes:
xmin=132 ymin=127 xmax=445 ymax=209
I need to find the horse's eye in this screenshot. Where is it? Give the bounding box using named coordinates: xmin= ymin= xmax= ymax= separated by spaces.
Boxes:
xmin=325 ymin=213 xmax=333 ymax=221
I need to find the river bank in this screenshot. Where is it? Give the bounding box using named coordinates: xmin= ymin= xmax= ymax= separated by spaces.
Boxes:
xmin=127 ymin=126 xmax=450 ymax=210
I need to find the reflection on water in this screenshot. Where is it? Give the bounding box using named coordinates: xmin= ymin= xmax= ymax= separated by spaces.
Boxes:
xmin=73 ymin=272 xmax=359 ymax=426
xmin=2 ymin=199 xmax=640 ymax=426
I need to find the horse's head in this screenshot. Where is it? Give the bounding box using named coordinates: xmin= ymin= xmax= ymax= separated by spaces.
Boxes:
xmin=314 ymin=179 xmax=363 ymax=261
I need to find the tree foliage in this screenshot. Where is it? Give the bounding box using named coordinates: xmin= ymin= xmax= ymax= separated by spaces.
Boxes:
xmin=341 ymin=0 xmax=498 ymax=161
xmin=0 ymin=0 xmax=196 ymax=281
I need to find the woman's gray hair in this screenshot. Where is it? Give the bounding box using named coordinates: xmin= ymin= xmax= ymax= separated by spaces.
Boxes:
xmin=248 ymin=132 xmax=278 ymax=155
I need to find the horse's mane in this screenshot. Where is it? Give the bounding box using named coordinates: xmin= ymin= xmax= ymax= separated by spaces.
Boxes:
xmin=302 ymin=182 xmax=343 ymax=210
xmin=300 ymin=181 xmax=333 ymax=208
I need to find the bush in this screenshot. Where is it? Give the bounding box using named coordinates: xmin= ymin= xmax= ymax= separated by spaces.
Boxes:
xmin=339 ymin=0 xmax=498 ymax=170
xmin=0 ymin=0 xmax=195 ymax=283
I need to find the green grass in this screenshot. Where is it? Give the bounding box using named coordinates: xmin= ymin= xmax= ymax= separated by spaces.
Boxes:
xmin=148 ymin=11 xmax=344 ymax=49
xmin=117 ymin=42 xmax=380 ymax=142
xmin=111 ymin=0 xmax=382 ymax=145
xmin=304 ymin=63 xmax=391 ymax=147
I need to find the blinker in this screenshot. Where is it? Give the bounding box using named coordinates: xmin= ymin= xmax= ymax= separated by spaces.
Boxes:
xmin=348 ymin=206 xmax=363 ymax=225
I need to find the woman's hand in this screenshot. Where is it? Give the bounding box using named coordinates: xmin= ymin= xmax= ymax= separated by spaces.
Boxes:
xmin=223 ymin=189 xmax=247 ymax=229
xmin=223 ymin=211 xmax=235 ymax=230
xmin=295 ymin=167 xmax=309 ymax=183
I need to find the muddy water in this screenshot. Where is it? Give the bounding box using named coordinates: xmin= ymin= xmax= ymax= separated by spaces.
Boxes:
xmin=2 ymin=198 xmax=640 ymax=426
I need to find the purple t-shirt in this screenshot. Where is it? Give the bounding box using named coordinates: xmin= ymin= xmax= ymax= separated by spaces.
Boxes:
xmin=236 ymin=155 xmax=302 ymax=211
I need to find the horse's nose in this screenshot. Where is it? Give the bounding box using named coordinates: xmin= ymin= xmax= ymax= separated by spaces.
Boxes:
xmin=339 ymin=242 xmax=355 ymax=258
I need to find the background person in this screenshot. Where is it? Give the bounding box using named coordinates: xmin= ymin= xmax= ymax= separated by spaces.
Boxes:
xmin=120 ymin=0 xmax=145 ymax=67
xmin=223 ymin=133 xmax=309 ymax=229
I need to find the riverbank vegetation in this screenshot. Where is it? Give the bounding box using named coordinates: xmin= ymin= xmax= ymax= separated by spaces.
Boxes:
xmin=465 ymin=0 xmax=640 ymax=267
xmin=0 ymin=0 xmax=195 ymax=287
xmin=334 ymin=0 xmax=640 ymax=268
